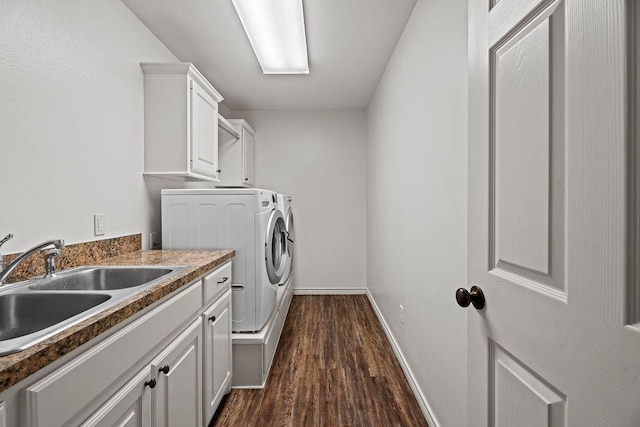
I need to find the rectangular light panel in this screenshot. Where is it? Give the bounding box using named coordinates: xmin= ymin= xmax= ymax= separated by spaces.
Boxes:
xmin=232 ymin=0 xmax=309 ymax=74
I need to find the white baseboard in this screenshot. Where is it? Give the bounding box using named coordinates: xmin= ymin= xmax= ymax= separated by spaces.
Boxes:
xmin=231 ymin=382 xmax=265 ymax=390
xmin=293 ymin=287 xmax=366 ymax=295
xmin=366 ymin=290 xmax=439 ymax=427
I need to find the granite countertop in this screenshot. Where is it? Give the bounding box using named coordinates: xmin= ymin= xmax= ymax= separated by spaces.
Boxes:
xmin=0 ymin=249 xmax=234 ymax=393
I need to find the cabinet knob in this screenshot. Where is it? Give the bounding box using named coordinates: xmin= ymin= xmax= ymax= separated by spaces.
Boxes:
xmin=244 ymin=178 xmax=249 ymax=181
xmin=144 ymin=379 xmax=157 ymax=389
xmin=159 ymin=365 xmax=170 ymax=375
xmin=209 ymin=315 xmax=216 ymax=322
xmin=216 ymin=169 xmax=222 ymax=173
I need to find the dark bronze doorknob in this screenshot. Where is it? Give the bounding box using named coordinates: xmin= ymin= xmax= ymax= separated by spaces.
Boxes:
xmin=456 ymin=286 xmax=485 ymax=310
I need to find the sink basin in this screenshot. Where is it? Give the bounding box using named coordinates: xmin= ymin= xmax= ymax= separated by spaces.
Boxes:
xmin=0 ymin=293 xmax=111 ymax=341
xmin=0 ymin=265 xmax=186 ymax=355
xmin=30 ymin=267 xmax=176 ymax=291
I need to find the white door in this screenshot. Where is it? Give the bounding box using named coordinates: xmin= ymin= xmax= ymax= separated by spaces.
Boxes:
xmin=242 ymin=130 xmax=255 ymax=185
xmin=190 ymin=78 xmax=219 ymax=179
xmin=202 ymin=291 xmax=232 ymax=425
xmin=80 ymin=368 xmax=152 ymax=427
xmin=151 ymin=318 xmax=203 ymax=427
xmin=467 ymin=0 xmax=640 ymax=426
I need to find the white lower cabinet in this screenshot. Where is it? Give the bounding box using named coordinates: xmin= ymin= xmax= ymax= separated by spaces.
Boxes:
xmin=85 ymin=310 xmax=207 ymax=427
xmin=202 ymin=289 xmax=232 ymax=424
xmin=151 ymin=318 xmax=203 ymax=427
xmin=80 ymin=368 xmax=153 ymax=427
xmin=0 ymin=401 xmax=6 ymax=427
xmin=2 ymin=260 xmax=233 ymax=427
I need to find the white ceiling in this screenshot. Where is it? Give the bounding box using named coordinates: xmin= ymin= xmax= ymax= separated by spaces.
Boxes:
xmin=122 ymin=0 xmax=417 ymax=111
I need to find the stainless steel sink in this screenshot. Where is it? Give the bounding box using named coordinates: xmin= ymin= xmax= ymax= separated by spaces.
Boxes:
xmin=29 ymin=266 xmax=176 ymax=291
xmin=0 ymin=293 xmax=111 ymax=341
xmin=0 ymin=265 xmax=187 ymax=355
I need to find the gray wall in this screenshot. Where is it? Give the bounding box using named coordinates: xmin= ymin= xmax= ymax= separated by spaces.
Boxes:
xmin=366 ymin=0 xmax=469 ymax=424
xmin=229 ymin=109 xmax=368 ymax=292
xmin=1 ymin=1 xmax=469 ymax=424
xmin=0 ymin=0 xmax=177 ymax=252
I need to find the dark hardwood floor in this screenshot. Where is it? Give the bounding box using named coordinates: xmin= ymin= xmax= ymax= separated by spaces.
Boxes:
xmin=210 ymin=295 xmax=428 ymax=426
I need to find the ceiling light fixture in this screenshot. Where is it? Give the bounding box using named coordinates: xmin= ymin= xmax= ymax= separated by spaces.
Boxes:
xmin=231 ymin=0 xmax=309 ymax=74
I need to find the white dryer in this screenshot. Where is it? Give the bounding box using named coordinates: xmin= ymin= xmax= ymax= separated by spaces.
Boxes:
xmin=161 ymin=188 xmax=287 ymax=332
xmin=276 ymin=194 xmax=294 ymax=285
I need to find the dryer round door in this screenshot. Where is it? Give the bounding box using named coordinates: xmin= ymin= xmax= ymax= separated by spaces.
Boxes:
xmin=265 ymin=209 xmax=287 ymax=284
xmin=280 ymin=208 xmax=295 ymax=284
xmin=285 ymin=208 xmax=294 ymax=261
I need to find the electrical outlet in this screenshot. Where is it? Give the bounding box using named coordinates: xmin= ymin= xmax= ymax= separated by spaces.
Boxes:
xmin=149 ymin=232 xmax=161 ymax=250
xmin=94 ymin=214 xmax=105 ymax=236
xmin=400 ymin=304 xmax=405 ymax=325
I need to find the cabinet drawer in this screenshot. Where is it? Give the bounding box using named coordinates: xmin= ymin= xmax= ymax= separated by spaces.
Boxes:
xmin=25 ymin=281 xmax=202 ymax=427
xmin=202 ymin=261 xmax=231 ymax=305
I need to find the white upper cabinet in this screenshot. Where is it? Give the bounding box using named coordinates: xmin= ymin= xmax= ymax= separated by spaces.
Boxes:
xmin=141 ymin=63 xmax=223 ymax=182
xmin=216 ymin=119 xmax=255 ymax=187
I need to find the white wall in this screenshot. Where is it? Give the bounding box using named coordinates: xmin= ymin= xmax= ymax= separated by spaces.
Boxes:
xmin=0 ymin=0 xmax=181 ymax=253
xmin=228 ymin=110 xmax=368 ymax=292
xmin=1 ymin=2 xmax=466 ymax=424
xmin=0 ymin=1 xmax=366 ymax=294
xmin=366 ymin=0 xmax=468 ymax=425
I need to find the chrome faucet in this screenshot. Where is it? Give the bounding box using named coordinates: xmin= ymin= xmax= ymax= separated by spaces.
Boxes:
xmin=0 ymin=238 xmax=65 ymax=285
xmin=44 ymin=248 xmax=62 ymax=277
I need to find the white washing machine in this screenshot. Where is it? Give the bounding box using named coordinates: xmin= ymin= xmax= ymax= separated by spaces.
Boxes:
xmin=161 ymin=188 xmax=287 ymax=332
xmin=276 ymin=194 xmax=294 ymax=286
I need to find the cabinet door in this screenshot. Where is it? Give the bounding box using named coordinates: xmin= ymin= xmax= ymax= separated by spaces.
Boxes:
xmin=190 ymin=78 xmax=219 ymax=179
xmin=242 ymin=130 xmax=254 ymax=186
xmin=0 ymin=401 xmax=6 ymax=427
xmin=80 ymin=368 xmax=152 ymax=427
xmin=202 ymin=290 xmax=232 ymax=424
xmin=151 ymin=318 xmax=203 ymax=427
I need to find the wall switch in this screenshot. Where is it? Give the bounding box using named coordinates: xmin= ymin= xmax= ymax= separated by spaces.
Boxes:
xmin=94 ymin=214 xmax=105 ymax=236
xmin=400 ymin=304 xmax=405 ymax=325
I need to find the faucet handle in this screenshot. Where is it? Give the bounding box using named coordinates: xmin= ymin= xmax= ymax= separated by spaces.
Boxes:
xmin=0 ymin=234 xmax=13 ymax=249
xmin=45 ymin=248 xmax=62 ymax=257
xmin=44 ymin=248 xmax=62 ymax=277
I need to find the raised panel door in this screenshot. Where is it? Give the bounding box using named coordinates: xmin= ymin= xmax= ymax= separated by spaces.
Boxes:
xmin=468 ymin=0 xmax=640 ymax=425
xmin=190 ymin=79 xmax=219 ymax=179
xmin=151 ymin=318 xmax=203 ymax=427
xmin=80 ymin=368 xmax=152 ymax=427
xmin=202 ymin=290 xmax=232 ymax=424
xmin=242 ymin=130 xmax=254 ymax=186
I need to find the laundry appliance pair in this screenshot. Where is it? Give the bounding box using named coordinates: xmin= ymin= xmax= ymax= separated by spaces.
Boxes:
xmin=161 ymin=188 xmax=293 ymax=333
